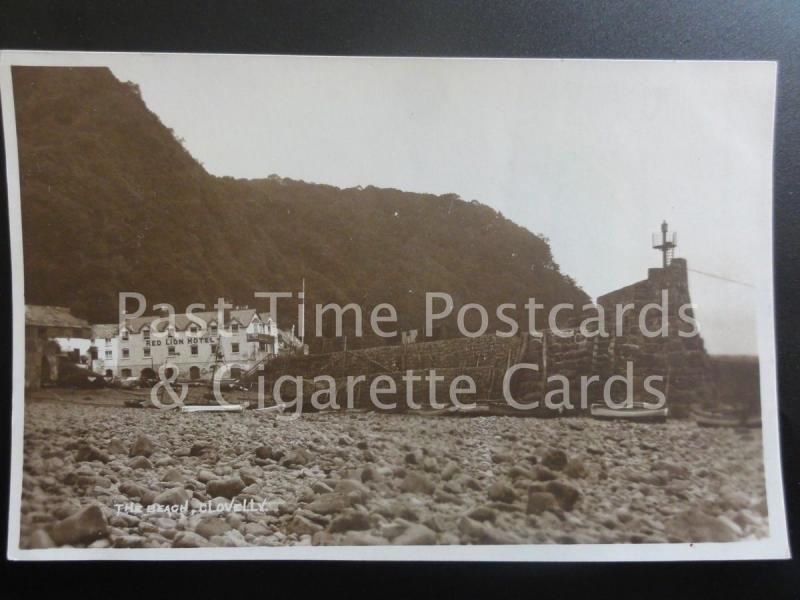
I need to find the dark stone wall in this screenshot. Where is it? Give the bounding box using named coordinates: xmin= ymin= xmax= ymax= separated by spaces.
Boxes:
xmin=261 ymin=259 xmax=713 ymax=416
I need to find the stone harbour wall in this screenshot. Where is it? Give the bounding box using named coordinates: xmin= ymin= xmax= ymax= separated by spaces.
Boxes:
xmin=262 ymin=259 xmax=713 ymax=416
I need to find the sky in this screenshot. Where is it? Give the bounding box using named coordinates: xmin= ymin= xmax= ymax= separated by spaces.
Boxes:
xmin=107 ymin=55 xmax=777 ymax=355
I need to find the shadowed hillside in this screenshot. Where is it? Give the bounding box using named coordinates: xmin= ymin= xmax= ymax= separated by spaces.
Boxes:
xmin=13 ymin=66 xmax=589 ymax=337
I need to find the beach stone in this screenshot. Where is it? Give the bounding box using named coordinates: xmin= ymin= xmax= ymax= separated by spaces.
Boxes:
xmin=334 ymin=478 xmax=370 ymax=501
xmin=527 ymin=492 xmax=559 ymax=515
xmin=542 ymin=449 xmax=568 ymax=471
xmin=48 ymin=504 xmax=108 ymax=546
xmin=508 ymin=465 xmax=535 ymax=480
xmin=311 ymin=481 xmax=334 ymax=494
xmin=28 ymin=529 xmax=56 ymax=549
xmin=360 ymin=465 xmax=379 ymax=483
xmin=113 ymin=534 xmax=148 ymax=548
xmin=665 ymin=508 xmax=741 ymax=543
xmin=129 ymin=435 xmax=156 ymax=458
xmin=404 ymin=451 xmax=421 ymax=465
xmin=197 ymin=470 xmax=216 ymax=483
xmin=327 ymin=510 xmax=370 ymax=533
xmin=239 ymin=466 xmax=263 ymax=486
xmin=190 ymin=443 xmax=214 ymax=457
xmin=441 ymin=462 xmax=461 ymax=480
xmin=343 ymin=531 xmax=387 ymax=545
xmin=491 ymin=451 xmax=513 ymax=464
xmin=152 ymin=488 xmax=190 ymax=507
xmin=281 ymin=448 xmax=312 ymax=468
xmin=288 ymin=514 xmax=323 ymax=536
xmin=545 ymin=481 xmax=580 ymax=511
xmin=719 ymin=489 xmax=751 ymax=511
xmin=309 ymin=492 xmax=353 ymax=515
xmin=172 ymin=531 xmax=212 ymax=548
xmin=161 ymin=468 xmax=184 ymax=483
xmin=467 ymin=506 xmax=497 ymax=523
xmin=242 ymin=522 xmax=271 ymax=537
xmin=196 ymin=518 xmax=232 ymax=540
xmin=458 ymin=516 xmax=488 ymax=541
xmin=107 ymin=438 xmax=126 ymax=455
xmin=75 ymin=445 xmax=110 ymax=463
xmin=400 ymin=471 xmax=435 ymax=495
xmin=255 ymin=445 xmax=284 ymax=461
xmin=564 ymin=460 xmax=587 ymax=479
xmin=533 ymin=466 xmax=558 ymax=481
xmin=128 ymin=456 xmax=153 ymax=470
xmin=119 ymin=480 xmax=150 ymax=499
xmin=206 ymin=477 xmax=245 ymax=499
xmin=393 ymin=523 xmax=437 ymax=545
xmin=487 ymin=481 xmax=515 ymax=503
xmin=653 ymin=460 xmax=690 ymax=480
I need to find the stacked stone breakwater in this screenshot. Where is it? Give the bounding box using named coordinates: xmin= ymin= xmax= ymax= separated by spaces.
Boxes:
xmin=260 ymin=259 xmax=714 ymax=416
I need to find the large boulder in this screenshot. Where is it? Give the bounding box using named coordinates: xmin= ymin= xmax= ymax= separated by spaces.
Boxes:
xmin=47 ymin=505 xmax=108 ymax=546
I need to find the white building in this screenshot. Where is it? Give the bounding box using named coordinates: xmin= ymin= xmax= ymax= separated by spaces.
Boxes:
xmin=90 ymin=308 xmax=294 ymax=381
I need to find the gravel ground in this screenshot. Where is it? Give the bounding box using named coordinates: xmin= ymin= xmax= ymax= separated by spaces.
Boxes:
xmin=18 ymin=393 xmax=769 ymax=549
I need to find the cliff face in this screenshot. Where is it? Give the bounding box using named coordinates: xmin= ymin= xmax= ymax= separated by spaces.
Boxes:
xmin=13 ymin=66 xmax=589 ymax=335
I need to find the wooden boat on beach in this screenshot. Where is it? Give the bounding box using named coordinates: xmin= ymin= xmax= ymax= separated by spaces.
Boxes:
xmin=590 ymin=402 xmax=668 ymax=423
xmin=692 ymin=407 xmax=761 ymax=428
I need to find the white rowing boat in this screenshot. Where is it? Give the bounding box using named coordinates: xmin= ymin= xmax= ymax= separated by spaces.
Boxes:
xmin=590 ymin=402 xmax=668 ymax=422
xmin=179 ymin=404 xmax=244 ymax=413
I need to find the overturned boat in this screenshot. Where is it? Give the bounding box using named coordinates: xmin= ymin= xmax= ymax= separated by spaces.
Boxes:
xmin=590 ymin=402 xmax=668 ymax=423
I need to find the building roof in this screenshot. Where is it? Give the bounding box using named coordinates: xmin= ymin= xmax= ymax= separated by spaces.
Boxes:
xmin=118 ymin=308 xmax=268 ymax=333
xmin=25 ymin=305 xmax=90 ymax=329
xmin=278 ymin=328 xmax=303 ymax=348
xmin=92 ymin=323 xmax=119 ymax=339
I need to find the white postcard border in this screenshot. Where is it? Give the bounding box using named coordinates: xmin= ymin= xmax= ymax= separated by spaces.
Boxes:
xmin=1 ymin=50 xmax=790 ymax=561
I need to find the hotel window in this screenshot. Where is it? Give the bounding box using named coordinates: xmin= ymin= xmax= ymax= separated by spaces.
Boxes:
xmin=168 ymin=346 xmax=176 ymax=356
xmin=121 ymin=329 xmax=129 ymax=341
xmin=122 ymin=348 xmax=130 ymax=359
xmin=191 ymin=345 xmax=198 ymax=355
xmin=211 ymin=344 xmax=218 ymax=355
xmin=105 ymin=350 xmax=112 ymax=359
xmin=190 ymin=325 xmax=198 ymax=334
xmin=210 ymin=323 xmax=218 ymax=335
xmin=142 ymin=327 xmax=150 ymax=340
xmin=231 ymin=343 xmax=240 ymax=353
xmin=105 ymin=337 xmax=111 ymax=345
xmin=143 ymin=347 xmax=150 ymax=358
xmin=167 ymin=327 xmax=175 ymax=338
xmin=231 ymin=323 xmax=239 ymax=334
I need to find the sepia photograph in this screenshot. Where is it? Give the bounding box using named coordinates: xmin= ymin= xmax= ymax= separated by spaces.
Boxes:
xmin=1 ymin=51 xmax=788 ymax=560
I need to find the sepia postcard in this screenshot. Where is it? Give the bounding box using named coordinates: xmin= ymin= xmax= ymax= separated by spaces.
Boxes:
xmin=1 ymin=51 xmax=789 ymax=560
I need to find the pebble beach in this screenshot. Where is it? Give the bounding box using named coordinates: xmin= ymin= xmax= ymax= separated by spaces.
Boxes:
xmin=18 ymin=392 xmax=769 ymax=549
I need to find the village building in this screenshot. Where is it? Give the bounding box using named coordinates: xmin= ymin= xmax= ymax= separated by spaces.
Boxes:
xmin=90 ymin=307 xmax=299 ymax=382
xmin=25 ymin=305 xmax=92 ymax=389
